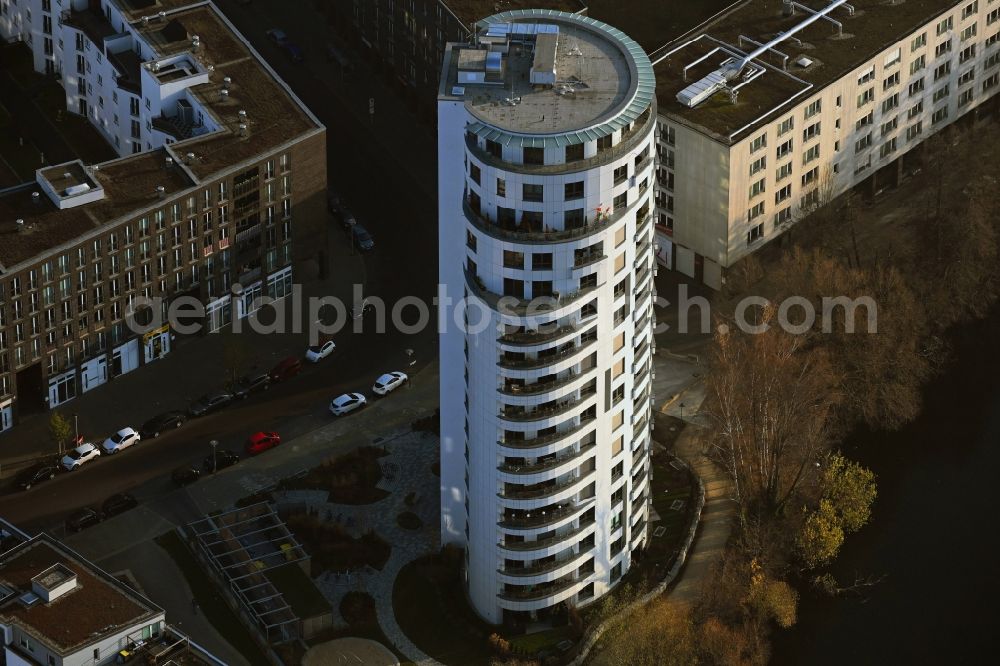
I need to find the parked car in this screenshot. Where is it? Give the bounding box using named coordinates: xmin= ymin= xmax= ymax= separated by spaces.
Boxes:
xmin=101 ymin=427 xmax=141 ymax=455
xmin=188 ymin=390 xmax=233 ymax=417
xmin=305 ymin=340 xmax=336 ymax=363
xmin=16 ymin=463 xmax=59 ymax=491
xmin=269 ymin=356 xmax=302 ymax=382
xmin=203 ymin=449 xmax=240 ymax=472
xmin=234 ymin=372 xmax=271 ymax=399
xmin=329 ymin=392 xmax=367 ymax=416
xmin=140 ymin=411 xmax=187 ymax=439
xmin=282 ymin=42 xmax=304 ymax=62
xmin=265 ymin=28 xmax=287 ymax=44
xmin=172 ymin=465 xmax=202 ymax=486
xmin=245 ymin=431 xmax=281 ymax=455
xmin=61 ymin=443 xmax=101 ymax=471
xmin=341 ymin=208 xmax=357 ymax=230
xmin=327 ymin=189 xmax=342 ymax=214
xmin=347 ymin=224 xmax=375 ymax=252
xmin=101 ymin=493 xmax=138 ymax=518
xmin=65 ymin=508 xmax=101 ymax=533
xmin=372 ymin=371 xmax=408 ymax=396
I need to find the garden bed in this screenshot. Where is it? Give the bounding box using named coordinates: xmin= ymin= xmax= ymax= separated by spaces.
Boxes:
xmin=396 ymin=511 xmax=422 ymax=530
xmin=288 ymin=446 xmax=390 ymax=504
xmin=284 ymin=510 xmax=391 ymax=574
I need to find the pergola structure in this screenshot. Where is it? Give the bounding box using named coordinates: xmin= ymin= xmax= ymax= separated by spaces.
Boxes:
xmin=187 ymin=502 xmax=308 ymax=643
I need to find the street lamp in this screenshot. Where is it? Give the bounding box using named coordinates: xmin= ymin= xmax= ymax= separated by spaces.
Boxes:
xmin=210 ymin=440 xmax=219 ymax=474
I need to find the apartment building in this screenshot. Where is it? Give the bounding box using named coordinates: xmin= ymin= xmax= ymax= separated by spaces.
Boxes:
xmin=330 ymin=0 xmax=586 ymax=116
xmin=0 ymin=0 xmax=326 ymax=434
xmin=650 ymin=0 xmax=1000 ymax=288
xmin=0 ymin=532 xmax=223 ymax=666
xmin=438 ymin=9 xmax=657 ymax=624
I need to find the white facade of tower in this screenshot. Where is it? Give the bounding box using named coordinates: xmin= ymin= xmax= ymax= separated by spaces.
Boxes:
xmin=438 ymin=10 xmax=658 ymax=625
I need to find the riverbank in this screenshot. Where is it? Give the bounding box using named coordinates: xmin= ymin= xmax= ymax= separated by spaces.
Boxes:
xmin=772 ymin=308 xmax=1000 ymax=664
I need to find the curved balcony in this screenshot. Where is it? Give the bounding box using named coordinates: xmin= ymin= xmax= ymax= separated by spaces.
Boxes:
xmin=498 ymin=517 xmax=597 ymax=553
xmin=498 ymin=573 xmax=590 ymax=603
xmin=498 ymin=386 xmax=597 ymax=424
xmin=499 ymin=368 xmax=593 ymax=399
xmin=466 ymin=268 xmax=600 ymax=317
xmin=498 ymin=324 xmax=578 ymax=348
xmin=497 ymin=416 xmax=597 ymax=455
xmin=499 ymin=500 xmax=594 ymax=532
xmin=498 ymin=443 xmax=597 ymax=477
xmin=464 ymin=198 xmax=617 ymax=245
xmin=497 ymin=550 xmax=591 ymax=585
xmin=499 ymin=469 xmax=595 ymax=503
xmin=467 ymin=106 xmax=656 ymax=176
xmin=498 ymin=338 xmax=597 ymax=370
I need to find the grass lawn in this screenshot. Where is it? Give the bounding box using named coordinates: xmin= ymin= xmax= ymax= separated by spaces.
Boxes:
xmin=284 ymin=510 xmax=391 ymax=573
xmin=155 ymin=531 xmax=270 ymax=666
xmin=265 ymin=563 xmax=331 ymax=618
xmin=393 ymin=551 xmax=498 ymax=665
xmin=289 ymin=445 xmax=390 ymax=504
xmin=509 ymin=625 xmax=576 ymax=655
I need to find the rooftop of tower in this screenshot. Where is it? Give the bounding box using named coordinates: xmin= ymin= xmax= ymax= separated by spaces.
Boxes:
xmin=440 ymin=10 xmax=654 ymax=144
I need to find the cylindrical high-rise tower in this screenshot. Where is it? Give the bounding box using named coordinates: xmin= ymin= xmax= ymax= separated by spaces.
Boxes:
xmin=438 ymin=9 xmax=657 ymax=625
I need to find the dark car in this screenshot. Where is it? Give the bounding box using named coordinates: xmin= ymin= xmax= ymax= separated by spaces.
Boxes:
xmin=172 ymin=465 xmax=202 ymax=487
xmin=140 ymin=410 xmax=187 ymax=438
xmin=233 ymin=372 xmax=270 ymax=399
xmin=283 ymin=42 xmax=304 ymax=62
xmin=203 ymin=448 xmax=240 ymax=472
xmin=65 ymin=508 xmax=101 ymax=533
xmin=188 ymin=390 xmax=233 ymax=417
xmin=269 ymin=356 xmax=302 ymax=383
xmin=16 ymin=463 xmax=59 ymax=491
xmin=101 ymin=493 xmax=138 ymax=518
xmin=348 ymin=224 xmax=375 ymax=252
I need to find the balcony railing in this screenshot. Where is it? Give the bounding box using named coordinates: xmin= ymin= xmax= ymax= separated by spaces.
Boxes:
xmin=499 ymin=550 xmax=589 ymax=578
xmin=499 ymin=370 xmax=588 ymax=397
xmin=498 ymin=443 xmax=597 ymax=475
xmin=466 ymin=269 xmax=600 ymax=316
xmin=573 ymin=252 xmax=606 ymax=269
xmin=498 ymin=325 xmax=577 ymax=346
xmin=464 ymin=198 xmax=617 ymax=244
xmin=499 ymin=386 xmax=597 ymax=423
xmin=499 ymin=573 xmax=587 ymax=601
xmin=499 ymin=501 xmax=593 ymax=530
xmin=498 ymin=415 xmax=597 ymax=451
xmin=498 ymin=338 xmax=597 ymax=370
xmin=500 ymin=469 xmax=595 ymax=500
xmin=499 ymin=517 xmax=596 ymax=552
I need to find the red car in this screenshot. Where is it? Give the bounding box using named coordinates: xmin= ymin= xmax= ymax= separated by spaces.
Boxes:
xmin=269 ymin=356 xmax=302 ymax=382
xmin=246 ymin=431 xmax=281 ymax=455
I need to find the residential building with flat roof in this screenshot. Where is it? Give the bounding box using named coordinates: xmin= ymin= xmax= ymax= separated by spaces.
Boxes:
xmin=650 ymin=0 xmax=1000 ymax=287
xmin=0 ymin=0 xmax=326 ymax=435
xmin=438 ymin=8 xmax=656 ymax=625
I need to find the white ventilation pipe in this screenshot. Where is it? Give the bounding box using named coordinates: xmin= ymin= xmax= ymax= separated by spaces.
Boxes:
xmin=736 ymin=0 xmax=850 ymax=71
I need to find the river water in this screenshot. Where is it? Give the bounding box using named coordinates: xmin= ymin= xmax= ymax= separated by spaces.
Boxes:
xmin=772 ymin=310 xmax=1000 ymax=664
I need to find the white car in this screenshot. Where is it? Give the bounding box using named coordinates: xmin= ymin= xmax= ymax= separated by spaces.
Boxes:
xmin=305 ymin=340 xmax=336 ymax=362
xmin=329 ymin=392 xmax=367 ymax=416
xmin=101 ymin=427 xmax=141 ymax=455
xmin=372 ymin=371 xmax=408 ymax=396
xmin=61 ymin=443 xmax=101 ymax=471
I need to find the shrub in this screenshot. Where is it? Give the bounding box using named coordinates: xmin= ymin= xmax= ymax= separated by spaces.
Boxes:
xmin=488 ymin=633 xmax=511 ymax=657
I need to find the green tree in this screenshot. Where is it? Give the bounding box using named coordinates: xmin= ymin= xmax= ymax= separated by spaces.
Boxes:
xmin=48 ymin=411 xmax=73 ymax=454
xmin=797 ymin=499 xmax=844 ymax=569
xmin=822 ymin=453 xmax=877 ymax=533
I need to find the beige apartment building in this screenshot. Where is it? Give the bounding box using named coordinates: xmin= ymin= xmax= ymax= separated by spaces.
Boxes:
xmin=651 ymin=0 xmax=1000 ymax=288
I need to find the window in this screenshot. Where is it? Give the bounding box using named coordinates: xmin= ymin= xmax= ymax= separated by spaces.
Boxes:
xmin=747 ymin=223 xmax=764 ymax=245
xmin=934 ymin=61 xmax=952 ymax=81
xmin=749 ymin=178 xmax=765 ymax=198
xmin=857 ymin=66 xmax=875 ymax=84
xmin=960 ymin=44 xmax=977 ymax=64
xmin=495 ymin=178 xmax=505 ymax=197
xmin=804 ymin=98 xmax=822 ymax=118
xmin=749 ymin=155 xmax=766 ymax=176
xmin=856 ymin=111 xmax=874 ymax=130
xmin=469 ymin=163 xmax=480 ymax=185
xmin=515 ymin=182 xmax=542 ymax=202
xmin=911 ymin=55 xmax=926 ymax=74
xmin=882 ymin=117 xmax=898 ymax=136
xmin=882 ymin=93 xmax=900 ymax=113
xmin=885 ymin=47 xmax=902 ymax=68
xmin=879 ymin=138 xmax=897 ymax=158
xmin=908 ymin=100 xmax=924 ymax=119
xmin=801 ymin=167 xmax=819 ymax=186
xmin=777 ymin=116 xmax=794 ymax=136
xmin=910 ymin=77 xmax=926 ymax=96
xmin=857 ymin=87 xmax=875 ymax=107
xmin=984 ymin=72 xmax=1000 ymax=91
xmin=775 ymin=184 xmax=792 ymax=204
xmin=522 ymin=147 xmax=544 ymax=165
xmin=564 ymin=181 xmax=583 ymax=200
xmin=802 ymin=121 xmax=821 ymax=141
xmin=907 ymin=122 xmax=924 ymax=140
xmin=776 ymin=162 xmax=793 ymax=181
xmin=937 ymin=17 xmax=954 ymax=36
xmin=775 ymin=207 xmax=792 ymax=226
xmin=565 ymin=143 xmax=584 ymax=161
xmin=959 ymin=88 xmax=975 ymax=106
xmin=959 ymin=68 xmax=976 ymax=85
xmin=933 ymin=84 xmax=950 ymax=102
xmin=936 ymin=39 xmax=953 ymax=58
xmin=748 ymin=201 xmax=764 ymax=221
xmin=749 ymin=133 xmax=767 ymax=153
xmin=531 ymin=253 xmax=553 ymax=270
xmin=803 ymin=145 xmax=820 ymax=164
xmin=990 ymin=7 xmax=1000 ymax=25
xmin=884 ymin=72 xmax=900 ymax=90
xmin=932 ymin=107 xmax=950 ymax=124
xmin=503 ymin=250 xmax=524 ymax=269
xmin=776 ymin=138 xmax=793 ymax=158
xmin=961 ymin=24 xmax=978 ymax=42
xmin=963 ymin=2 xmax=978 ymax=20
xmin=856 ymin=133 xmax=873 ymax=152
